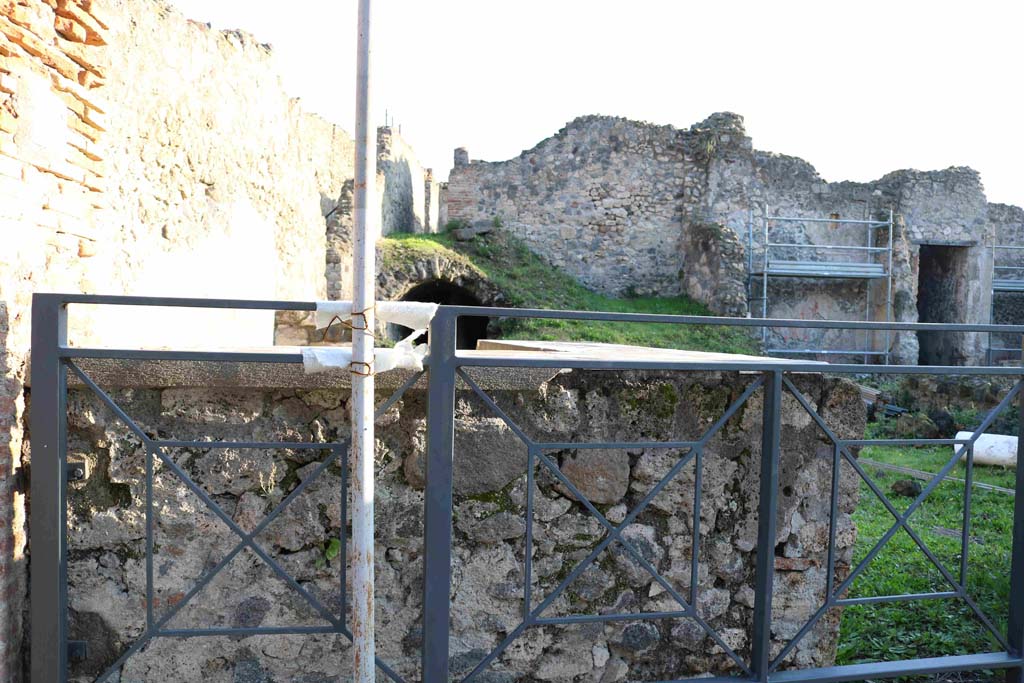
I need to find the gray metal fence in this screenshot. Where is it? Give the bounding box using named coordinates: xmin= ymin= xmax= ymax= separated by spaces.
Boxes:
xmin=29 ymin=293 xmax=1024 ymax=683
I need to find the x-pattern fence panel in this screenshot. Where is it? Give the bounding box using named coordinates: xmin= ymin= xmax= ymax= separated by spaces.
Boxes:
xmin=29 ymin=292 xmax=427 ymax=683
xmin=767 ymin=377 xmax=1018 ymax=673
xmin=64 ymin=358 xmax=422 ymax=683
xmin=452 ymin=368 xmax=765 ymax=680
xmin=28 ymin=295 xmax=1024 ymax=683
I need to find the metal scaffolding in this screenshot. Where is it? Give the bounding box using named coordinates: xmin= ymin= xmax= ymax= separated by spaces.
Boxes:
xmin=747 ymin=210 xmax=895 ymax=363
xmin=988 ymin=243 xmax=1024 ymax=362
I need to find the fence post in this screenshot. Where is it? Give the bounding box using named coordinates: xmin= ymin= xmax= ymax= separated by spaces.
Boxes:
xmin=30 ymin=294 xmax=68 ymax=683
xmin=751 ymin=370 xmax=782 ymax=681
xmin=422 ymin=308 xmax=458 ymax=682
xmin=1006 ymin=340 xmax=1024 ymax=683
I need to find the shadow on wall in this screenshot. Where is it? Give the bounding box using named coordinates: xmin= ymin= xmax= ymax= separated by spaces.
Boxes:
xmin=381 ymin=157 xmax=419 ymax=236
xmin=0 ymin=302 xmax=28 ymax=681
xmin=387 ymin=280 xmax=488 ymax=349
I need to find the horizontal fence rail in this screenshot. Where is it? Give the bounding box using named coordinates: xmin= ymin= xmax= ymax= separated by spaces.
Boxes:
xmin=29 ymin=293 xmax=1024 ymax=683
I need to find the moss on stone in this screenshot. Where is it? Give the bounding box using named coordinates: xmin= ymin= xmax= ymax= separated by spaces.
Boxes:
xmin=620 ymin=382 xmax=680 ymax=421
xmin=684 ymin=383 xmax=733 ymax=424
xmin=653 ymin=383 xmax=680 ymax=420
xmin=459 ymin=477 xmax=520 ymax=518
xmin=379 ymin=233 xmax=478 ymax=273
xmin=69 ymin=450 xmax=132 ymax=522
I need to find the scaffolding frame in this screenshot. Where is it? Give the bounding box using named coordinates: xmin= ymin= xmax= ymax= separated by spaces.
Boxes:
xmin=988 ymin=244 xmax=1024 ymax=362
xmin=747 ymin=210 xmax=895 ymax=364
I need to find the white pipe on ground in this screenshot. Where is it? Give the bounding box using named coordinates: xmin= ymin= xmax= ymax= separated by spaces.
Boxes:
xmin=955 ymin=431 xmax=1018 ymax=469
xmin=351 ymin=0 xmax=376 ymax=681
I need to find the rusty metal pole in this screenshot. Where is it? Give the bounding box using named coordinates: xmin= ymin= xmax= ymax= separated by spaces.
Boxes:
xmin=351 ymin=0 xmax=376 ymax=681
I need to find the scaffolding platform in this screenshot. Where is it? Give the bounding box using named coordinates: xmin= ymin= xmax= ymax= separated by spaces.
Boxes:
xmin=751 ymin=260 xmax=888 ymax=279
xmin=993 ymin=278 xmax=1024 ymax=293
xmin=988 ymin=245 xmax=1024 ymax=361
xmin=747 ymin=212 xmax=895 ymax=363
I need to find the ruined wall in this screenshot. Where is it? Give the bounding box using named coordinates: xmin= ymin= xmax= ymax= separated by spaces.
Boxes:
xmin=679 ymin=222 xmax=748 ymax=318
xmin=446 ymin=112 xmax=1014 ymax=364
xmin=446 ymin=116 xmax=694 ymax=298
xmin=1 ymin=1 xmax=110 ymax=677
xmin=881 ymin=168 xmax=992 ymax=364
xmin=313 ymin=128 xmax=440 ymax=331
xmin=424 ymin=168 xmax=439 ymax=233
xmin=674 ymin=113 xmax=753 ymax=317
xmin=437 ymin=181 xmax=449 ymax=229
xmin=724 ymin=159 xmax=993 ymax=363
xmin=1 ymin=0 xmax=365 ymax=355
xmin=102 ymin=0 xmax=355 ymax=348
xmin=378 ymin=125 xmax=437 ymax=236
xmin=992 ymin=203 xmax=1024 ymax=249
xmin=0 ymin=0 xmax=429 ymax=677
xmin=62 ymin=369 xmax=863 ymax=682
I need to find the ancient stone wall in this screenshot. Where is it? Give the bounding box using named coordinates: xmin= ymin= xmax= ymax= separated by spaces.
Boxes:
xmin=0 ymin=0 xmax=432 ymax=677
xmin=378 ymin=125 xmax=437 ymax=236
xmin=1 ymin=1 xmax=110 ymax=677
xmin=424 ymin=168 xmax=439 ymax=233
xmin=437 ymin=181 xmax=449 ymax=228
xmin=446 ymin=112 xmax=1016 ymax=364
xmin=878 ymin=168 xmax=992 ymax=364
xmin=61 ymin=369 xmax=863 ymax=682
xmin=102 ymin=0 xmax=355 ymax=348
xmin=993 ymin=203 xmax=1024 ymax=249
xmin=446 ymin=116 xmax=693 ymax=298
xmin=680 ymin=222 xmax=748 ymax=318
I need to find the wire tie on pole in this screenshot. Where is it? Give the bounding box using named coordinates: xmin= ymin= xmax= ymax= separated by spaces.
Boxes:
xmin=350 ymin=304 xmax=376 ymax=332
xmin=349 ymin=360 xmax=375 ymax=377
xmin=320 ymin=305 xmax=378 ymax=342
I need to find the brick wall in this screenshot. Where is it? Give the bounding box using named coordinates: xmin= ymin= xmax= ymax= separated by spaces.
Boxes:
xmin=0 ymin=1 xmax=109 ymax=680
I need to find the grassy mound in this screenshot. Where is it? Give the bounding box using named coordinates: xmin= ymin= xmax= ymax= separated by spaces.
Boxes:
xmin=382 ymin=230 xmax=758 ymax=355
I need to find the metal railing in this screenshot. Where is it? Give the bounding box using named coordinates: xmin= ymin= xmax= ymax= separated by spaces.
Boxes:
xmin=29 ymin=293 xmax=1024 ymax=683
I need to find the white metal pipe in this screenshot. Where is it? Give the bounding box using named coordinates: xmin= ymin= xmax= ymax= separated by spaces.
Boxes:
xmin=762 ymin=214 xmax=769 ymax=347
xmin=765 ymin=243 xmax=890 ymax=252
xmin=351 ymin=0 xmax=376 ymax=681
xmin=765 ymin=215 xmax=890 ymax=226
xmin=746 ymin=208 xmax=753 ymax=317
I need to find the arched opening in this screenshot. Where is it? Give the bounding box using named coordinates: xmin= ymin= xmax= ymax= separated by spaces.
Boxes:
xmin=388 ymin=279 xmax=490 ymax=350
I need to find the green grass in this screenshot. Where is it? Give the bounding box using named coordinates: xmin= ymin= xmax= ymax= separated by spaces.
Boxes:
xmin=836 ymin=441 xmax=1015 ymax=675
xmin=383 ymin=231 xmax=759 ymax=354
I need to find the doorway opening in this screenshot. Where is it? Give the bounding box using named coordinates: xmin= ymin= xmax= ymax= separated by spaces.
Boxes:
xmin=917 ymin=245 xmax=969 ymax=365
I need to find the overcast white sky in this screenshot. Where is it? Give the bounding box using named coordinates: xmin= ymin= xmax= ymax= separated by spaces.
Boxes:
xmin=169 ymin=0 xmax=1024 ymax=207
